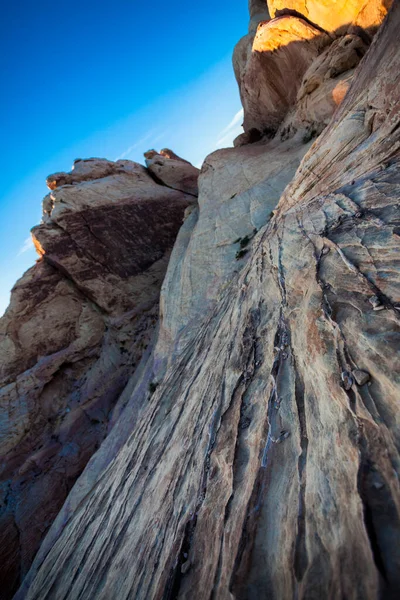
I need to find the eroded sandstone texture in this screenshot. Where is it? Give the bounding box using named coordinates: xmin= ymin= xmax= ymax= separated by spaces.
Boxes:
xmin=233 ymin=0 xmax=391 ymax=140
xmin=5 ymin=1 xmax=400 ymax=599
xmin=0 ymin=157 xmax=196 ymax=598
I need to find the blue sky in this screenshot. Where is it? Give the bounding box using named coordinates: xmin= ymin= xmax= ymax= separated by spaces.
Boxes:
xmin=0 ymin=0 xmax=248 ymax=315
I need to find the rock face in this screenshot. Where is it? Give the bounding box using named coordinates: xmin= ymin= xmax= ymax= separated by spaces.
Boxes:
xmin=157 ymin=135 xmax=312 ymax=360
xmin=233 ymin=0 xmax=391 ymax=138
xmin=13 ymin=2 xmax=400 ymax=600
xmin=144 ymin=149 xmax=200 ymax=196
xmin=267 ymin=0 xmax=391 ymax=33
xmin=236 ymin=15 xmax=331 ymax=135
xmin=280 ymin=32 xmax=369 ymax=137
xmin=0 ymin=157 xmax=196 ymax=598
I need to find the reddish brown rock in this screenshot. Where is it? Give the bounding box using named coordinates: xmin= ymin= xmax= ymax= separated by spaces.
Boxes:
xmin=236 ymin=16 xmax=330 ymax=135
xmin=0 ymin=157 xmax=195 ymax=599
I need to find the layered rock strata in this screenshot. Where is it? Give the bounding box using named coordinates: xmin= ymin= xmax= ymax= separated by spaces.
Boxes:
xmin=15 ymin=1 xmax=400 ymax=600
xmin=0 ymin=157 xmax=196 ymax=598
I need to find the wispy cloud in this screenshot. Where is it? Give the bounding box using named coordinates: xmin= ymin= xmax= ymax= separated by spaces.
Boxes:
xmin=150 ymin=130 xmax=170 ymax=149
xmin=115 ymin=129 xmax=170 ymax=161
xmin=215 ymin=108 xmax=244 ymax=147
xmin=115 ymin=131 xmax=155 ymax=161
xmin=17 ymin=236 xmax=34 ymax=256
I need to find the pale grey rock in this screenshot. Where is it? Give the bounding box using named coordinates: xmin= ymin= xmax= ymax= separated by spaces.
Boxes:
xmin=156 ymin=136 xmax=311 ymax=360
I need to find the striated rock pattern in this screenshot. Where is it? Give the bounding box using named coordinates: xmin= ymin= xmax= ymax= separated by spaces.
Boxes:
xmin=157 ymin=135 xmax=312 ymax=361
xmin=15 ymin=2 xmax=400 ymax=599
xmin=0 ymin=157 xmax=196 ymax=598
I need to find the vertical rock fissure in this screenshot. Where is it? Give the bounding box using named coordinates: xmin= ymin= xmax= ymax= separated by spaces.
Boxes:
xmin=161 ymin=517 xmax=195 ymax=600
xmin=292 ymin=350 xmax=309 ymax=583
xmin=211 ymin=308 xmax=265 ymax=596
xmin=228 ymin=315 xmax=288 ymax=595
xmin=210 ymin=375 xmax=252 ymax=599
xmin=162 ymin=374 xmax=230 ymax=599
xmin=356 ymin=453 xmax=388 ymax=585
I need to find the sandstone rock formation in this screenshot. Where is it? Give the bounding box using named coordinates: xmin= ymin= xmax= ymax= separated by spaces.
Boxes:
xmin=156 ymin=135 xmax=312 ymax=361
xmin=236 ymin=15 xmax=331 ymax=135
xmin=0 ymin=1 xmax=398 ymax=599
xmin=12 ymin=1 xmax=400 ymax=599
xmin=0 ymin=158 xmax=196 ymax=598
xmin=233 ymin=0 xmax=391 ymax=139
xmin=144 ymin=149 xmax=199 ymax=196
xmin=267 ymin=0 xmax=391 ymax=33
xmin=280 ymin=32 xmax=369 ymax=137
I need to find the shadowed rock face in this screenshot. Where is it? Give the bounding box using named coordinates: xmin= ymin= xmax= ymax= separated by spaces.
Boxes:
xmin=279 ymin=32 xmax=370 ymax=138
xmin=234 ymin=0 xmax=392 ymax=139
xmin=144 ymin=149 xmax=200 ymax=196
xmin=0 ymin=157 xmax=196 ymax=599
xmin=15 ymin=2 xmax=400 ymax=600
xmin=238 ymin=15 xmax=331 ymax=134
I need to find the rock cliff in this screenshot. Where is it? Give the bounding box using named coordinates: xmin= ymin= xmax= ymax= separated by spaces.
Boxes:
xmin=1 ymin=1 xmax=399 ymax=599
xmin=0 ymin=156 xmax=197 ymax=598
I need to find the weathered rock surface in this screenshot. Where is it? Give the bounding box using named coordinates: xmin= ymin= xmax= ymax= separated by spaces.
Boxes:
xmin=45 ymin=158 xmax=125 ymax=190
xmin=280 ymin=32 xmax=369 ymax=138
xmin=234 ymin=0 xmax=391 ymax=139
xmin=144 ymin=149 xmax=200 ymax=196
xmin=0 ymin=157 xmax=196 ymax=598
xmin=237 ymin=16 xmax=331 ymax=134
xmin=15 ymin=2 xmax=400 ymax=600
xmin=267 ymin=0 xmax=391 ymax=33
xmin=157 ymin=134 xmax=312 ymax=361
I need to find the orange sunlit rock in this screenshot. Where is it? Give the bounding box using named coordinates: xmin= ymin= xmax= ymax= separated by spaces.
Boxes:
xmin=267 ymin=0 xmax=392 ymax=34
xmin=32 ymin=233 xmax=45 ymax=256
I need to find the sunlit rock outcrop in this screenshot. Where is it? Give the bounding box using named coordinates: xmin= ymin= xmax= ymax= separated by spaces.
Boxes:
xmin=236 ymin=16 xmax=331 ymax=135
xmin=234 ymin=0 xmax=392 ymax=140
xmin=0 ymin=157 xmax=196 ymax=598
xmin=0 ymin=1 xmax=397 ymax=599
xmin=279 ymin=32 xmax=369 ymax=138
xmin=14 ymin=2 xmax=400 ymax=600
xmin=267 ymin=0 xmax=391 ymax=33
